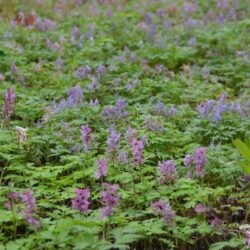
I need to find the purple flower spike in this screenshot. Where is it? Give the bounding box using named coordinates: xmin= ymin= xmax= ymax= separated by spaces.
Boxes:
xmin=5 ymin=192 xmax=20 ymax=210
xmin=158 ymin=160 xmax=176 ymax=183
xmin=194 ymin=147 xmax=207 ymax=177
xmin=72 ymin=188 xmax=90 ymax=213
xmin=168 ymin=105 xmax=177 ymax=117
xmin=67 ymin=84 xmax=84 ymax=105
xmin=229 ymin=101 xmax=243 ymax=116
xmin=102 ymin=98 xmax=128 ymax=124
xmin=145 ymin=118 xmax=164 ymax=132
xmin=157 ymin=101 xmax=167 ymax=116
xmin=212 ymin=94 xmax=228 ymax=121
xmin=95 ymin=64 xmax=106 ymax=79
xmin=184 ymin=154 xmax=193 ymax=168
xmin=95 ymin=158 xmax=108 ymax=180
xmin=71 ymin=27 xmax=80 ymax=42
xmin=22 ymin=190 xmax=40 ymax=229
xmin=75 ymin=65 xmax=91 ymax=80
xmin=35 ymin=18 xmax=56 ymax=31
xmin=107 ymin=128 xmax=120 ymax=155
xmin=80 ymin=125 xmax=91 ymax=152
xmin=197 ymin=100 xmax=214 ymax=118
xmin=132 ymin=138 xmax=144 ymax=165
xmin=75 ymin=0 xmax=83 ymax=5
xmin=184 ymin=147 xmax=208 ymax=178
xmin=125 ymin=127 xmax=137 ymax=145
xmin=217 ymin=0 xmax=229 ymax=9
xmin=188 ymin=37 xmax=197 ymax=47
xmin=10 ymin=63 xmax=18 ymax=77
xmin=101 ymin=183 xmax=120 ymax=219
xmin=118 ymin=150 xmax=128 ymax=164
xmin=2 ymin=88 xmax=16 ymax=119
xmin=151 ymin=199 xmax=175 ymax=224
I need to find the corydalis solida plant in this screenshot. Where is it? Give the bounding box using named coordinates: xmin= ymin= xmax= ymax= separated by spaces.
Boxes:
xmin=107 ymin=127 xmax=120 ymax=158
xmin=22 ymin=190 xmax=40 ymax=229
xmin=158 ymin=160 xmax=176 ymax=183
xmin=102 ymin=98 xmax=128 ymax=124
xmin=151 ymin=199 xmax=175 ymax=225
xmin=197 ymin=93 xmax=244 ymax=122
xmin=80 ymin=125 xmax=91 ymax=152
xmin=72 ymin=188 xmax=90 ymax=213
xmin=5 ymin=190 xmax=40 ymax=229
xmin=95 ymin=158 xmax=108 ymax=180
xmin=132 ymin=138 xmax=144 ymax=165
xmin=2 ymin=88 xmax=16 ymax=119
xmin=4 ymin=192 xmax=20 ymax=210
xmin=184 ymin=147 xmax=208 ymax=177
xmin=100 ymin=183 xmax=120 ymax=219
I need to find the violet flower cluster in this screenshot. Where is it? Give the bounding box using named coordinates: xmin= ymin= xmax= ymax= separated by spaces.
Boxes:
xmin=157 ymin=102 xmax=177 ymax=117
xmin=158 ymin=160 xmax=176 ymax=183
xmin=101 ymin=183 xmax=120 ymax=219
xmin=80 ymin=125 xmax=91 ymax=152
xmin=75 ymin=65 xmax=91 ymax=80
xmin=216 ymin=0 xmax=238 ymax=23
xmin=197 ymin=93 xmax=244 ymax=122
xmin=71 ymin=26 xmax=80 ymax=43
xmin=35 ymin=18 xmax=56 ymax=31
xmin=95 ymin=64 xmax=106 ymax=79
xmin=2 ymin=88 xmax=16 ymax=119
xmin=22 ymin=190 xmax=40 ymax=229
xmin=72 ymin=188 xmax=90 ymax=213
xmin=132 ymin=138 xmax=144 ymax=165
xmin=157 ymin=101 xmax=167 ymax=116
xmin=54 ymin=57 xmax=63 ymax=71
xmin=95 ymin=158 xmax=108 ymax=180
xmin=151 ymin=199 xmax=175 ymax=224
xmin=168 ymin=105 xmax=177 ymax=117
xmin=5 ymin=190 xmax=40 ymax=229
xmin=10 ymin=63 xmax=18 ymax=78
xmin=107 ymin=127 xmax=120 ymax=157
xmin=4 ymin=192 xmax=20 ymax=210
xmin=51 ymin=84 xmax=84 ymax=113
xmin=145 ymin=118 xmax=164 ymax=132
xmin=117 ymin=150 xmax=129 ymax=164
xmin=67 ymin=84 xmax=84 ymax=105
xmin=87 ymin=78 xmax=98 ymax=91
xmin=184 ymin=147 xmax=207 ymax=177
xmin=102 ymin=98 xmax=128 ymax=124
xmin=125 ymin=127 xmax=137 ymax=145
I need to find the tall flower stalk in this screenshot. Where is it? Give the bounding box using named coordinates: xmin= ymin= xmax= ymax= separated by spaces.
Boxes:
xmin=22 ymin=189 xmax=40 ymax=229
xmin=80 ymin=125 xmax=91 ymax=152
xmin=95 ymin=158 xmax=108 ymax=180
xmin=184 ymin=147 xmax=208 ymax=178
xmin=100 ymin=183 xmax=120 ymax=219
xmin=2 ymin=88 xmax=16 ymax=120
xmin=72 ymin=188 xmax=90 ymax=213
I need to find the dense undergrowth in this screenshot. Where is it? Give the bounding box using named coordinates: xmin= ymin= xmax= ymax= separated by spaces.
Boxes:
xmin=0 ymin=0 xmax=249 ymax=249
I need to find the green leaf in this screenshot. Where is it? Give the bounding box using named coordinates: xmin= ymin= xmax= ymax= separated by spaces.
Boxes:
xmin=233 ymin=139 xmax=250 ymax=161
xmin=209 ymin=238 xmax=245 ymax=250
xmin=240 ymin=162 xmax=250 ymax=175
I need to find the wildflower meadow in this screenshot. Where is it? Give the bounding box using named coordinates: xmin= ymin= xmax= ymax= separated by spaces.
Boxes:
xmin=0 ymin=0 xmax=249 ymax=249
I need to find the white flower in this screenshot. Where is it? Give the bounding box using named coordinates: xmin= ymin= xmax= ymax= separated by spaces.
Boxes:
xmin=16 ymin=126 xmax=28 ymax=145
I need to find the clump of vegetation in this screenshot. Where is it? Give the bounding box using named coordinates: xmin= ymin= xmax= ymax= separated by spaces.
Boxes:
xmin=0 ymin=0 xmax=249 ymax=249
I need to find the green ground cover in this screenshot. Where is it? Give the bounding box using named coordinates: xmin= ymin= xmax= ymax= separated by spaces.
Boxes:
xmin=0 ymin=0 xmax=249 ymax=249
